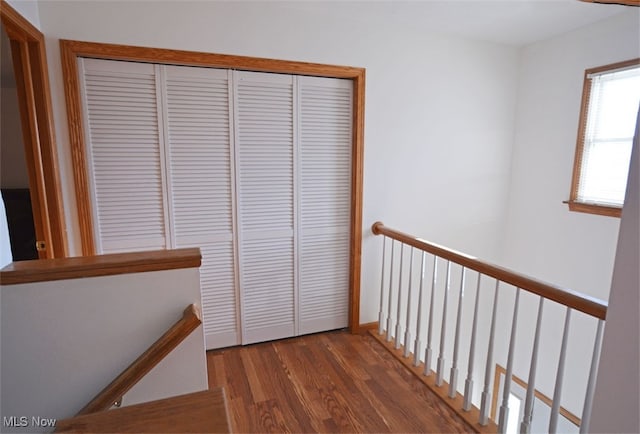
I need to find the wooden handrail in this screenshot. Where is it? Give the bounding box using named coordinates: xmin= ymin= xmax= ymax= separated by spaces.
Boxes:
xmin=77 ymin=304 xmax=202 ymax=415
xmin=372 ymin=222 xmax=607 ymax=320
xmin=0 ymin=248 xmax=202 ymax=285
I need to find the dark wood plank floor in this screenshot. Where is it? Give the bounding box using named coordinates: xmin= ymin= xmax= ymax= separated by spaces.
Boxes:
xmin=206 ymin=330 xmax=474 ymax=433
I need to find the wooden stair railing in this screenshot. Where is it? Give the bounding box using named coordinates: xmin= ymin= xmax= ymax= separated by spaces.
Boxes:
xmin=371 ymin=222 xmax=608 ymax=434
xmin=372 ymin=222 xmax=607 ymax=320
xmin=77 ymin=304 xmax=202 ymax=415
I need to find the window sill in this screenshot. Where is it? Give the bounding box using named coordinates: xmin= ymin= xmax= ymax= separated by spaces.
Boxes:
xmin=565 ymin=200 xmax=622 ymax=218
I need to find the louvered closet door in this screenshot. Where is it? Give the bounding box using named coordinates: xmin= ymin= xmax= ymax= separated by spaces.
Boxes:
xmin=234 ymin=71 xmax=296 ymax=344
xmin=79 ymin=58 xmax=168 ymax=253
xmin=298 ymin=76 xmax=353 ymax=334
xmin=161 ymin=66 xmax=239 ymax=349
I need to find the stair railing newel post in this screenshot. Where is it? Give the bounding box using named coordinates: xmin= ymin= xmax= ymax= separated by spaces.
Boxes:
xmin=378 ymin=236 xmax=387 ymax=335
xmin=479 ymin=280 xmax=500 ymax=426
xmin=520 ymin=297 xmax=545 ymax=434
xmin=579 ymin=319 xmax=604 ymax=434
xmin=498 ymin=288 xmax=521 ymax=433
xmin=395 ymin=243 xmax=405 ymax=349
xmin=449 ymin=266 xmax=466 ymax=398
xmin=424 ymin=255 xmax=438 ymax=376
xmin=463 ymin=273 xmax=482 ymax=412
xmin=436 ymin=260 xmax=452 ymax=387
xmin=549 ymin=308 xmax=572 ymax=434
xmin=414 ymin=251 xmax=427 ymax=367
xmin=386 ymin=239 xmax=395 ymax=342
xmin=404 ymin=247 xmax=415 ymax=358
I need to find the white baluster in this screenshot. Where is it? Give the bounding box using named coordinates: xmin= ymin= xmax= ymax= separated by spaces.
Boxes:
xmin=480 ymin=280 xmax=501 ymax=426
xmin=463 ymin=273 xmax=482 ymax=411
xmin=404 ymin=247 xmax=415 ymax=357
xmin=395 ymin=243 xmax=405 ymax=349
xmin=580 ymin=320 xmax=604 ymax=434
xmin=378 ymin=236 xmax=387 ymax=335
xmin=499 ymin=288 xmax=521 ymax=434
xmin=414 ymin=252 xmax=427 ymax=367
xmin=386 ymin=240 xmax=395 ymax=342
xmin=424 ymin=256 xmax=438 ymax=376
xmin=549 ymin=308 xmax=572 ymax=434
xmin=449 ymin=267 xmax=466 ymax=398
xmin=436 ymin=261 xmax=452 ymax=387
xmin=520 ymin=297 xmax=544 ymax=434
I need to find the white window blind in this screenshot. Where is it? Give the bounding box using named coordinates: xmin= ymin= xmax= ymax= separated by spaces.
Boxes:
xmin=578 ymin=66 xmax=640 ymax=207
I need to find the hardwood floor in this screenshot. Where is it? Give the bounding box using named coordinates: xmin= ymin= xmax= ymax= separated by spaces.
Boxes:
xmin=206 ymin=330 xmax=475 ymax=433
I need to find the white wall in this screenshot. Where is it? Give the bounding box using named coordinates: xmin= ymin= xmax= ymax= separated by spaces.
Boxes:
xmin=496 ymin=9 xmax=640 ymax=416
xmin=501 ymin=9 xmax=638 ymax=303
xmin=0 ymin=267 xmax=208 ymax=432
xmin=36 ymin=1 xmax=519 ymax=325
xmin=5 ymin=0 xmax=40 ymax=29
xmin=590 ymin=111 xmax=639 ymax=434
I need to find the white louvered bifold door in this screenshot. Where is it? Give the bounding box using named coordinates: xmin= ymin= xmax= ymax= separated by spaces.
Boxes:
xmin=80 ymin=60 xmax=354 ymax=348
xmin=161 ymin=66 xmax=239 ymax=349
xmin=79 ymin=58 xmax=168 ymax=254
xmin=298 ymin=76 xmax=353 ymax=334
xmin=234 ymin=71 xmax=296 ymax=344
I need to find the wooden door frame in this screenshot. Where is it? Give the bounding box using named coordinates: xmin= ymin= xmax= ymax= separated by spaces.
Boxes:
xmin=60 ymin=39 xmax=365 ymax=332
xmin=1 ymin=1 xmax=67 ymax=258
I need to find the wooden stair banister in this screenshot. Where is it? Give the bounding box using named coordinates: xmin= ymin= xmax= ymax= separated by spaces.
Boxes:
xmin=371 ymin=221 xmax=608 ymax=432
xmin=77 ymin=303 xmax=202 ymax=415
xmin=372 ymin=221 xmax=607 ymax=319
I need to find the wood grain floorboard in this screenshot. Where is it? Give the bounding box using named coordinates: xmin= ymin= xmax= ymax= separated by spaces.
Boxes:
xmin=206 ymin=330 xmax=477 ymax=433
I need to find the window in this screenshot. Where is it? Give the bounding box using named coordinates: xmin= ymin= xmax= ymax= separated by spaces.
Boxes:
xmin=568 ymin=58 xmax=640 ymax=217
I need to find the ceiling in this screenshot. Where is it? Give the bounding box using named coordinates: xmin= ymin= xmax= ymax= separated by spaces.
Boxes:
xmin=274 ymin=0 xmax=630 ymax=46
xmin=0 ymin=0 xmax=633 ymax=87
xmin=398 ymin=0 xmax=629 ymax=46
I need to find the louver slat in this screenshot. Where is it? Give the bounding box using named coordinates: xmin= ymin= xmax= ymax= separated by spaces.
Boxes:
xmin=298 ymin=76 xmax=353 ymax=334
xmin=80 ymin=58 xmax=167 ymax=253
xmin=235 ymin=71 xmax=295 ymax=344
xmin=164 ymin=65 xmax=239 ymax=349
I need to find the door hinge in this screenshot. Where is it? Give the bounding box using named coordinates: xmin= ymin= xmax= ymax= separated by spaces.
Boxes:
xmin=35 ymin=241 xmax=46 ymax=252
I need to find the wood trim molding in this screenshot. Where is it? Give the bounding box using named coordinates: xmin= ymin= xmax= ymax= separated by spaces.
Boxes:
xmin=566 ymin=200 xmax=622 ymax=218
xmin=350 ymin=69 xmax=365 ymax=334
xmin=568 ymin=68 xmax=593 ymax=210
xmin=9 ymin=37 xmax=51 ymax=259
xmin=568 ymin=57 xmax=640 ymax=218
xmin=59 ymin=39 xmax=365 ymax=333
xmin=0 ymin=248 xmax=202 ymax=285
xmin=59 ymin=40 xmax=95 ymax=255
xmin=1 ymin=0 xmax=68 ymax=257
xmin=372 ymin=222 xmax=608 ymax=320
xmin=59 ymin=39 xmax=365 ymax=78
xmin=358 ymin=321 xmax=378 ymax=334
xmin=579 ymin=0 xmax=639 ymax=6
xmin=0 ymin=0 xmax=40 ymax=40
xmin=490 ymin=364 xmax=581 ymax=427
xmin=76 ymin=304 xmax=203 ymax=415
